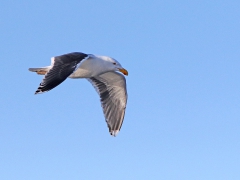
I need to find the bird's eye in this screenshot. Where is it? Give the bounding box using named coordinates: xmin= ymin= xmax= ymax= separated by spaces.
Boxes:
xmin=113 ymin=63 xmax=116 ymax=65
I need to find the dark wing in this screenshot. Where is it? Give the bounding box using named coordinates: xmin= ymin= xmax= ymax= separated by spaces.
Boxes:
xmin=88 ymin=72 xmax=127 ymax=136
xmin=35 ymin=52 xmax=89 ymax=94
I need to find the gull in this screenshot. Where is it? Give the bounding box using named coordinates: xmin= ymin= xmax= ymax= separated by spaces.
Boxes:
xmin=29 ymin=52 xmax=128 ymax=136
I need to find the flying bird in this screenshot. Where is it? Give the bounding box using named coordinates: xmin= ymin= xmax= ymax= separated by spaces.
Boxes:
xmin=29 ymin=52 xmax=128 ymax=136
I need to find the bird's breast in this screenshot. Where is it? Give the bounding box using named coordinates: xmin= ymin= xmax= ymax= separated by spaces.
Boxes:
xmin=69 ymin=67 xmax=93 ymax=78
xmin=69 ymin=57 xmax=110 ymax=78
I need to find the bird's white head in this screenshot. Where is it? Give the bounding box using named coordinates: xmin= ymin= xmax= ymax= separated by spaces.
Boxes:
xmin=102 ymin=56 xmax=128 ymax=76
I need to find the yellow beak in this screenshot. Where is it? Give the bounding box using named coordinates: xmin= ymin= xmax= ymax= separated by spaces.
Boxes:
xmin=118 ymin=68 xmax=128 ymax=76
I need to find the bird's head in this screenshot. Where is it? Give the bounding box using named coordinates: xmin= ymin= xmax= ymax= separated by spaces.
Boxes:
xmin=107 ymin=57 xmax=128 ymax=76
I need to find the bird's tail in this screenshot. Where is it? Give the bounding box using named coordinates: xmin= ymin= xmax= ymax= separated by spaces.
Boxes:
xmin=28 ymin=66 xmax=50 ymax=75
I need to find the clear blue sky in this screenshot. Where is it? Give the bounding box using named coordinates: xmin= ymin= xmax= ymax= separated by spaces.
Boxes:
xmin=1 ymin=1 xmax=240 ymax=179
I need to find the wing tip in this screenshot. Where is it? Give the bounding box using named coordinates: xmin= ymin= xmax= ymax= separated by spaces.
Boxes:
xmin=34 ymin=87 xmax=47 ymax=95
xmin=110 ymin=130 xmax=119 ymax=137
xmin=34 ymin=90 xmax=42 ymax=95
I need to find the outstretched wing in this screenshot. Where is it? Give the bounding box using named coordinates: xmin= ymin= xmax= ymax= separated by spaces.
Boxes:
xmin=35 ymin=52 xmax=89 ymax=94
xmin=88 ymin=72 xmax=127 ymax=136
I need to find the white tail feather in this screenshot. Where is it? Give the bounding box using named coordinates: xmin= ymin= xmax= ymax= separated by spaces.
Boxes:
xmin=28 ymin=66 xmax=50 ymax=75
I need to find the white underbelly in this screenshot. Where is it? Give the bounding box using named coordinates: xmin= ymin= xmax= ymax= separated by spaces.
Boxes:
xmin=69 ymin=68 xmax=93 ymax=78
xmin=68 ymin=57 xmax=109 ymax=78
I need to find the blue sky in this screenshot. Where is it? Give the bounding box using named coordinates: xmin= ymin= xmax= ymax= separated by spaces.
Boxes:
xmin=1 ymin=1 xmax=240 ymax=179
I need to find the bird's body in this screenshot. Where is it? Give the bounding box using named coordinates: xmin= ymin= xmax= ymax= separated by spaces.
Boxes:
xmin=29 ymin=52 xmax=128 ymax=136
xmin=69 ymin=55 xmax=119 ymax=78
